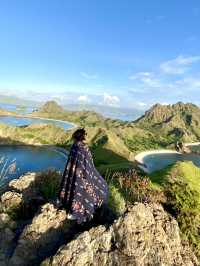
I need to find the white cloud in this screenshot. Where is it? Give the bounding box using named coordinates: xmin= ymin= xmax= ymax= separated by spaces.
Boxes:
xmin=137 ymin=102 xmax=147 ymax=107
xmin=175 ymin=77 xmax=200 ymax=90
xmin=103 ymin=93 xmax=120 ymax=106
xmin=160 ymin=55 xmax=200 ymax=75
xmin=129 ymin=72 xmax=152 ymax=80
xmin=129 ymin=72 xmax=161 ymax=88
xmin=80 ymin=72 xmax=98 ymax=80
xmin=77 ymin=95 xmax=90 ymax=103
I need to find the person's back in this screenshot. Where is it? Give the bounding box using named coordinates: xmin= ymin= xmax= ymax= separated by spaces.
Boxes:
xmin=58 ymin=128 xmax=109 ymax=224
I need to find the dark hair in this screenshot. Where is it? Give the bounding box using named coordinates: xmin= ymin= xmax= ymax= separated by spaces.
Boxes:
xmin=72 ymin=128 xmax=87 ymax=142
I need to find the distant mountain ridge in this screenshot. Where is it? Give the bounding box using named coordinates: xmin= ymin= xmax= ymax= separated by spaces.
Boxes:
xmin=134 ymin=102 xmax=200 ymax=142
xmin=33 ymin=100 xmax=200 ymax=143
xmin=32 ymin=101 xmax=126 ymax=128
xmin=0 ymin=95 xmax=40 ymax=107
xmin=0 ymin=95 xmax=144 ymax=121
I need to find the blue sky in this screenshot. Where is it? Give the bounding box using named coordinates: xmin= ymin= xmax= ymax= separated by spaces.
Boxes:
xmin=0 ymin=0 xmax=200 ymax=109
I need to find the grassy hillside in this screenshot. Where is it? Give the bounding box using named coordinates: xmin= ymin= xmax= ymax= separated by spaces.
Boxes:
xmin=134 ymin=102 xmax=200 ymax=143
xmin=32 ymin=101 xmax=126 ymax=128
xmin=150 ymin=161 xmax=200 ymax=258
xmin=32 ymin=101 xmax=200 ymax=151
xmin=1 ymin=101 xmax=200 ymax=259
xmin=2 ymin=100 xmax=200 ymax=163
xmin=31 ymin=101 xmax=170 ymax=153
xmin=0 ymin=123 xmax=134 ymax=174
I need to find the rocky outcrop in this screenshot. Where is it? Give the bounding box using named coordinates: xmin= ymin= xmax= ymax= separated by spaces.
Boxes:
xmin=9 ymin=203 xmax=75 ymax=266
xmin=41 ymin=203 xmax=198 ymax=266
xmin=0 ymin=172 xmax=199 ymax=266
xmin=134 ymin=102 xmax=200 ymax=141
xmin=1 ymin=191 xmax=22 ymax=213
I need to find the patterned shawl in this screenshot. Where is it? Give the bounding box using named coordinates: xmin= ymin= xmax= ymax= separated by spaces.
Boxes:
xmin=59 ymin=141 xmax=108 ymax=224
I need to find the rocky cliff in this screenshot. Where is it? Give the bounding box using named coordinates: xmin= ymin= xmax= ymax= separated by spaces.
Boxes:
xmin=134 ymin=102 xmax=200 ymax=142
xmin=0 ymin=172 xmax=198 ymax=266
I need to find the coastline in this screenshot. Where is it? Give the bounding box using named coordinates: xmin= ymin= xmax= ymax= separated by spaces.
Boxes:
xmin=135 ymin=149 xmax=181 ymax=173
xmin=135 ymin=149 xmax=181 ymax=166
xmin=27 ymin=114 xmax=77 ymax=129
xmin=0 ymin=113 xmax=77 ymax=130
xmin=0 ymin=143 xmax=69 ymax=159
xmin=135 ymin=142 xmax=200 ymax=173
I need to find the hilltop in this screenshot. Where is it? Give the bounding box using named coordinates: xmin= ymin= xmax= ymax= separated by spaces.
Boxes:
xmin=2 ymin=101 xmax=200 ymax=157
xmin=1 ymin=101 xmax=200 ymax=263
xmin=32 ymin=101 xmax=126 ymax=128
xmin=33 ymin=101 xmax=200 ymax=144
xmin=0 ymin=171 xmax=198 ymax=265
xmin=134 ymin=102 xmax=200 ymax=143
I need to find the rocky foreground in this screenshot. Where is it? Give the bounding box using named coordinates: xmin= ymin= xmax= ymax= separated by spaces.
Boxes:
xmin=0 ymin=172 xmax=199 ymax=266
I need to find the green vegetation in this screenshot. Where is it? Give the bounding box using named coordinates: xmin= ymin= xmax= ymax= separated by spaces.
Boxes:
xmin=39 ymin=170 xmax=60 ymax=200
xmin=108 ymin=183 xmax=126 ymax=215
xmin=31 ymin=101 xmax=126 ymax=128
xmin=1 ymin=100 xmax=200 ymax=260
xmin=134 ymin=102 xmax=200 ymax=143
xmin=150 ymin=161 xmax=200 ymax=259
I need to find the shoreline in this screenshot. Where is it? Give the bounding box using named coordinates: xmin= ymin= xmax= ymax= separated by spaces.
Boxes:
xmin=135 ymin=149 xmax=181 ymax=173
xmin=0 ymin=143 xmax=68 ymax=159
xmin=0 ymin=113 xmax=77 ymax=130
xmin=135 ymin=142 xmax=200 ymax=173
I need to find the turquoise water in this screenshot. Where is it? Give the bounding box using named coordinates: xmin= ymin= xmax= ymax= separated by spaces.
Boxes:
xmin=0 ymin=115 xmax=74 ymax=130
xmin=142 ymin=152 xmax=200 ymax=173
xmin=0 ymin=103 xmax=34 ymax=114
xmin=0 ymin=145 xmax=67 ymax=186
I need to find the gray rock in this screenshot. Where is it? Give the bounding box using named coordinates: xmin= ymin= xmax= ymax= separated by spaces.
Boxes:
xmin=9 ymin=203 xmax=75 ymax=266
xmin=9 ymin=172 xmax=38 ymax=195
xmin=41 ymin=203 xmax=198 ymax=266
xmin=1 ymin=191 xmax=22 ymax=213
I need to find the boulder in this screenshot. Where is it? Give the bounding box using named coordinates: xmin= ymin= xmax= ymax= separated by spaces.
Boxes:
xmin=1 ymin=191 xmax=22 ymax=213
xmin=41 ymin=203 xmax=198 ymax=266
xmin=9 ymin=172 xmax=38 ymax=195
xmin=9 ymin=203 xmax=75 ymax=266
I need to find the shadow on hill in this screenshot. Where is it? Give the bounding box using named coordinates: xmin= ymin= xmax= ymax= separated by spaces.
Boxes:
xmin=93 ymin=147 xmax=135 ymax=177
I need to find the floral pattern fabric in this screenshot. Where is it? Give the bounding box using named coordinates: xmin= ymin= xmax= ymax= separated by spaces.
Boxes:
xmin=59 ymin=141 xmax=108 ymax=224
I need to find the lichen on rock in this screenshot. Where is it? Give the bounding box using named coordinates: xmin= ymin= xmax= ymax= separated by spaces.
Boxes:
xmin=41 ymin=203 xmax=198 ymax=266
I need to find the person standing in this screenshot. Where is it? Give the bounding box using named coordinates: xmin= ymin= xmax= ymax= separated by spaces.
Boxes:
xmin=58 ymin=128 xmax=109 ymax=224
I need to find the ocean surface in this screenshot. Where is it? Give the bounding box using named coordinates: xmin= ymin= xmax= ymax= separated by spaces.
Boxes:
xmin=142 ymin=151 xmax=200 ymax=173
xmin=0 ymin=115 xmax=74 ymax=130
xmin=0 ymin=102 xmax=144 ymax=121
xmin=0 ymin=103 xmax=35 ymax=114
xmin=0 ymin=145 xmax=67 ymax=187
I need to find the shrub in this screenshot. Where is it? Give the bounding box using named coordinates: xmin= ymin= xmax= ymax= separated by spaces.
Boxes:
xmin=106 ymin=168 xmax=164 ymax=214
xmin=39 ymin=170 xmax=61 ymax=200
xmin=111 ymin=169 xmax=153 ymax=203
xmin=164 ymin=174 xmax=200 ymax=258
xmin=108 ymin=183 xmax=126 ymax=216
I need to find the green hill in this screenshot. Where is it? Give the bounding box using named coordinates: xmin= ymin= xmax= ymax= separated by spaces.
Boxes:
xmin=32 ymin=101 xmax=126 ymax=128
xmin=31 ymin=101 xmax=160 ymax=153
xmin=134 ymin=102 xmax=200 ymax=142
xmin=150 ymin=161 xmax=200 ymax=257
